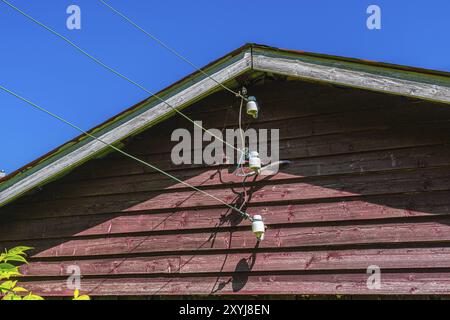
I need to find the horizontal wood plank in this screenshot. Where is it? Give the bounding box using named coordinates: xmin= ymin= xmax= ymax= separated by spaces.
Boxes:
xmin=1 ymin=191 xmax=450 ymax=241
xmin=3 ymin=219 xmax=450 ymax=258
xmin=6 ymin=166 xmax=450 ymax=219
xmin=122 ymin=100 xmax=447 ymax=157
xmin=20 ymin=247 xmax=450 ymax=277
xmin=20 ymin=144 xmax=450 ymax=201
xmin=19 ymin=272 xmax=450 ymax=296
xmin=50 ymin=125 xmax=450 ymax=183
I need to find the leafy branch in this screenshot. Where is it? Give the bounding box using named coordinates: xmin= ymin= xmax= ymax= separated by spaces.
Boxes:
xmin=0 ymin=246 xmax=90 ymax=301
xmin=0 ymin=246 xmax=44 ymax=300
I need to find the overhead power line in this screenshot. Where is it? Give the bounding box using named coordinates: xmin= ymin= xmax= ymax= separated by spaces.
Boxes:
xmin=98 ymin=0 xmax=246 ymax=101
xmin=0 ymin=0 xmax=240 ymax=152
xmin=0 ymin=83 xmax=252 ymax=221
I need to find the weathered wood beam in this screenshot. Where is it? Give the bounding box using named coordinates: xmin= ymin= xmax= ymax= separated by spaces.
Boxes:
xmin=253 ymin=52 xmax=450 ymax=104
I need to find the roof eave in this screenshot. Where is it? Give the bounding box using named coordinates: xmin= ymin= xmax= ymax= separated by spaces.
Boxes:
xmin=252 ymin=45 xmax=450 ymax=104
xmin=0 ymin=45 xmax=253 ymax=207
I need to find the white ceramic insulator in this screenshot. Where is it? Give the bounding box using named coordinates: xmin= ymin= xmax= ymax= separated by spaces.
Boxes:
xmin=252 ymin=215 xmax=265 ymax=240
xmin=246 ymin=100 xmax=259 ymax=118
xmin=249 ymin=151 xmax=262 ymax=172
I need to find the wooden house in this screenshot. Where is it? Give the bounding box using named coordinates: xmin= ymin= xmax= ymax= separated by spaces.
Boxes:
xmin=1 ymin=44 xmax=450 ymax=298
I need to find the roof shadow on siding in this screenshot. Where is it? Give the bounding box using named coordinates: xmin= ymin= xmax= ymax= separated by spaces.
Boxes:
xmin=1 ymin=79 xmax=450 ymax=296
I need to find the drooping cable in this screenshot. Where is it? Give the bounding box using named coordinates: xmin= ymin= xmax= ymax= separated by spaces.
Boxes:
xmin=0 ymin=83 xmax=252 ymax=221
xmin=236 ymin=94 xmax=250 ymax=211
xmin=238 ymin=95 xmax=247 ymax=176
xmin=0 ymin=0 xmax=240 ymax=153
xmin=98 ymin=0 xmax=247 ymax=101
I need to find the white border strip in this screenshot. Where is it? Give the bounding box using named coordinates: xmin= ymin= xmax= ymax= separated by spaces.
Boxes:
xmin=253 ymin=54 xmax=450 ymax=104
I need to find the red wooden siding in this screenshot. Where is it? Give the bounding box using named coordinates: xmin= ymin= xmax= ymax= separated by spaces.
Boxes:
xmin=1 ymin=79 xmax=450 ymax=297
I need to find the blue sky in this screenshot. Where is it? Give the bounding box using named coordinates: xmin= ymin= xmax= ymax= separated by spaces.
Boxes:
xmin=0 ymin=0 xmax=449 ymax=173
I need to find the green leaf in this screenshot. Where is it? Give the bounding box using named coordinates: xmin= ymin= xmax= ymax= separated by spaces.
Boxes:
xmin=7 ymin=247 xmax=33 ymax=256
xmin=0 ymin=280 xmax=18 ymax=292
xmin=3 ymin=254 xmax=28 ymax=264
xmin=0 ymin=263 xmax=21 ymax=280
xmin=72 ymin=289 xmax=91 ymax=300
xmin=0 ymin=286 xmax=11 ymax=294
xmin=23 ymin=293 xmax=44 ymax=300
xmin=2 ymin=293 xmax=22 ymax=300
xmin=0 ymin=263 xmax=17 ymax=272
xmin=0 ymin=280 xmax=19 ymax=295
xmin=0 ymin=269 xmax=22 ymax=280
xmin=13 ymin=286 xmax=28 ymax=293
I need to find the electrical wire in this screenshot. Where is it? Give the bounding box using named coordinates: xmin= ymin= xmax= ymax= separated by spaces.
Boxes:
xmin=0 ymin=0 xmax=241 ymax=153
xmin=236 ymin=95 xmax=250 ymax=210
xmin=0 ymin=83 xmax=253 ymax=221
xmin=98 ymin=0 xmax=247 ymax=101
xmin=234 ymin=93 xmax=256 ymax=178
xmin=237 ymin=95 xmax=247 ymax=176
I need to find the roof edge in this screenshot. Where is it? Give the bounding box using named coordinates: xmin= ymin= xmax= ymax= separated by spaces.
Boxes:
xmin=1 ymin=43 xmax=450 ymax=208
xmin=0 ymin=45 xmax=253 ymax=206
xmin=252 ymin=44 xmax=450 ymax=104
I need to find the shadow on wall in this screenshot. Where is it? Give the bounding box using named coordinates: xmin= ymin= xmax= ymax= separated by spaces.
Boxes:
xmin=1 ymin=80 xmax=450 ymax=296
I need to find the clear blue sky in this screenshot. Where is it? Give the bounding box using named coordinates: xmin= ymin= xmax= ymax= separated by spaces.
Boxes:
xmin=1 ymin=0 xmax=449 ymax=173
